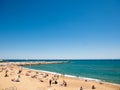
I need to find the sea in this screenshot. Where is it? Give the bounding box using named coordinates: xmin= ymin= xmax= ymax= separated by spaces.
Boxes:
xmin=4 ymin=59 xmax=120 ymax=84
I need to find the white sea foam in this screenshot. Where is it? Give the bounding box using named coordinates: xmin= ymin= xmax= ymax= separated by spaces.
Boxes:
xmin=63 ymin=74 xmax=101 ymax=81
xmin=78 ymin=76 xmax=101 ymax=81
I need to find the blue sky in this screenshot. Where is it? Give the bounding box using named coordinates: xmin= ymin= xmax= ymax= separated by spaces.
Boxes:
xmin=0 ymin=0 xmax=120 ymax=59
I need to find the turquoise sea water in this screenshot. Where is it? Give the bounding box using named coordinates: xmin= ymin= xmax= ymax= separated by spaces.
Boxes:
xmin=5 ymin=59 xmax=120 ymax=84
xmin=22 ymin=60 xmax=120 ymax=84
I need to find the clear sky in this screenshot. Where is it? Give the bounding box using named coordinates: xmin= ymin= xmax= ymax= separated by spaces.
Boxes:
xmin=0 ymin=0 xmax=120 ymax=59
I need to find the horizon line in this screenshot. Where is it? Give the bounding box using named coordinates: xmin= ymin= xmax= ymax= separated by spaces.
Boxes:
xmin=1 ymin=58 xmax=120 ymax=60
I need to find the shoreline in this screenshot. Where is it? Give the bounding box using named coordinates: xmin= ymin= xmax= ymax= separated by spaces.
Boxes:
xmin=0 ymin=62 xmax=120 ymax=90
xmin=1 ymin=61 xmax=120 ymax=85
xmin=22 ymin=66 xmax=120 ymax=86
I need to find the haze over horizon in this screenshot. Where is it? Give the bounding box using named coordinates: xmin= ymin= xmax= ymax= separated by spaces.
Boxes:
xmin=0 ymin=0 xmax=120 ymax=59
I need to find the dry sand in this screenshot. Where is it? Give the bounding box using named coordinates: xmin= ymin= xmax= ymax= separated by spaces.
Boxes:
xmin=0 ymin=65 xmax=120 ymax=90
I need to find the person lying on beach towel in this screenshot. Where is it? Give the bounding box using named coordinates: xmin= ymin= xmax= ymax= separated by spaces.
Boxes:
xmin=31 ymin=75 xmax=37 ymax=78
xmin=11 ymin=75 xmax=20 ymax=82
xmin=37 ymin=78 xmax=44 ymax=82
xmin=25 ymin=73 xmax=30 ymax=76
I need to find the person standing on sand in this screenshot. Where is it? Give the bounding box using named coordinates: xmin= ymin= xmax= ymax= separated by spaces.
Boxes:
xmin=92 ymin=85 xmax=96 ymax=89
xmin=49 ymin=79 xmax=52 ymax=86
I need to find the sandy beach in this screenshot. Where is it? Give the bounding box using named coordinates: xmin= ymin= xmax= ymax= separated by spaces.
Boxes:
xmin=0 ymin=64 xmax=120 ymax=90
